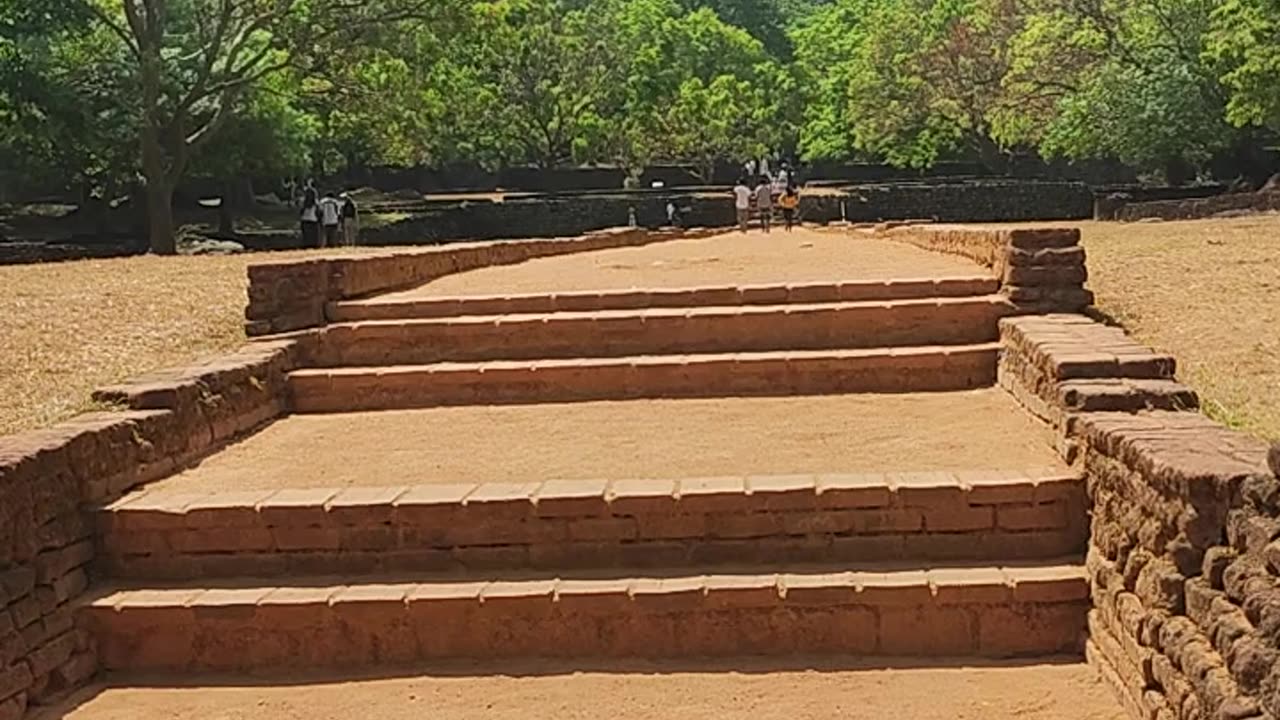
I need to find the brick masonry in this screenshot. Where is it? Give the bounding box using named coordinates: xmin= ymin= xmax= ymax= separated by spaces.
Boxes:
xmin=880 ymin=226 xmax=1094 ymax=314
xmin=83 ymin=566 xmax=1090 ymax=670
xmin=245 ymin=226 xmax=718 ymax=337
xmin=1113 ymin=187 xmax=1280 ymax=222
xmin=309 ymin=296 xmax=1013 ymax=367
xmin=993 ymin=312 xmax=1280 ymax=720
xmin=328 ymin=277 xmax=1001 ymax=321
xmin=998 ymin=314 xmax=1196 ymax=461
xmin=286 ymin=344 xmax=1003 ymax=412
xmin=96 ymin=470 xmax=1087 ymax=580
xmin=0 ymin=340 xmax=301 ymax=716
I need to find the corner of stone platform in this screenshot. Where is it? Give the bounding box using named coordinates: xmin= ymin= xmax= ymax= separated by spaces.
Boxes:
xmin=993 ymin=308 xmax=1280 ymax=720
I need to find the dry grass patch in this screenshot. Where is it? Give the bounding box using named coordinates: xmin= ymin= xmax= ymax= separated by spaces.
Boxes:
xmin=1008 ymin=214 xmax=1280 ymax=441
xmin=0 ymin=248 xmax=372 ymax=437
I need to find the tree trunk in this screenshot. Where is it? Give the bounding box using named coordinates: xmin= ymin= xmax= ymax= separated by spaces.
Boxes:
xmin=146 ymin=181 xmax=177 ymax=255
xmin=140 ymin=116 xmax=179 ymax=254
xmin=973 ymin=134 xmax=1008 ymax=174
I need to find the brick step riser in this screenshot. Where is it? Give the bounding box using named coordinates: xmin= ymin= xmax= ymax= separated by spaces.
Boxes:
xmin=100 ymin=475 xmax=1086 ymax=581
xmin=327 ymin=278 xmax=1001 ymax=321
xmin=100 ymin=529 xmax=1087 ymax=580
xmin=287 ymin=349 xmax=999 ymax=413
xmin=314 ymin=301 xmax=1009 ymax=366
xmin=84 ymin=593 xmax=1087 ymax=672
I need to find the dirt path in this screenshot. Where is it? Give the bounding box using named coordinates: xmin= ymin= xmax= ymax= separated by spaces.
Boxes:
xmin=379 ymin=229 xmax=986 ymax=300
xmin=143 ymin=389 xmax=1061 ymax=493
xmin=46 ymin=660 xmax=1123 ymax=720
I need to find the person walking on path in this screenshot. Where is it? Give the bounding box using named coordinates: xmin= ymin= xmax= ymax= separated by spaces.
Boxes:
xmin=733 ymin=178 xmax=753 ymax=232
xmin=300 ymin=185 xmax=321 ymax=248
xmin=319 ymin=190 xmax=341 ymax=248
xmin=779 ymin=185 xmax=800 ymax=232
xmin=340 ymin=192 xmax=359 ymax=246
xmin=755 ymin=176 xmax=773 ymax=234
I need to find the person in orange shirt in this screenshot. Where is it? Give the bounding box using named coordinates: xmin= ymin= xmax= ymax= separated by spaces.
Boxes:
xmin=779 ymin=185 xmax=800 ymax=232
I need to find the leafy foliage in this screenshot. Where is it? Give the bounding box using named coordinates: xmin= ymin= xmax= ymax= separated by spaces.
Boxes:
xmin=3 ymin=0 xmax=1280 ymax=251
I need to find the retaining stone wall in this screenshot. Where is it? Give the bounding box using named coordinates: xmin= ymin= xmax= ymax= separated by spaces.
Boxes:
xmin=351 ymin=181 xmax=1094 ymax=247
xmin=0 ymin=341 xmax=300 ymax=718
xmin=1114 ymin=189 xmax=1280 ymax=222
xmin=243 ymin=227 xmax=712 ymax=337
xmin=997 ymin=313 xmax=1280 ymax=720
xmin=881 ymin=226 xmax=1094 ymax=314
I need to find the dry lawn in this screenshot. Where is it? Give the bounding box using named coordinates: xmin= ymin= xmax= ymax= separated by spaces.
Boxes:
xmin=0 ymin=248 xmax=373 ymax=437
xmin=1073 ymin=214 xmax=1280 ymax=441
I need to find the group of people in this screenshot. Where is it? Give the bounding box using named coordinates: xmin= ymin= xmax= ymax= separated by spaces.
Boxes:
xmin=298 ymin=183 xmax=359 ymax=248
xmin=733 ymin=170 xmax=800 ymax=234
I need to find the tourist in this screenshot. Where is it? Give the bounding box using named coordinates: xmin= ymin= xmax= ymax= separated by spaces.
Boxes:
xmin=779 ymin=185 xmax=800 ymax=232
xmin=340 ymin=192 xmax=359 ymax=247
xmin=319 ymin=190 xmax=341 ymax=248
xmin=733 ymin=177 xmax=753 ymax=232
xmin=755 ymin=176 xmax=773 ymax=234
xmin=299 ymin=185 xmax=320 ymax=248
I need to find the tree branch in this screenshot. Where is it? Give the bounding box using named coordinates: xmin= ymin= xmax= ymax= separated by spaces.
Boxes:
xmin=85 ymin=1 xmax=141 ymax=59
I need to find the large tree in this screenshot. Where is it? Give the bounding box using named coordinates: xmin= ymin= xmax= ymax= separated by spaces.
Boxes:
xmin=996 ymin=0 xmax=1235 ymax=180
xmin=64 ymin=0 xmax=457 ymax=254
xmin=1 ymin=0 xmax=135 ymax=207
xmin=792 ymin=0 xmax=1023 ymax=169
xmin=1206 ymin=0 xmax=1280 ymax=135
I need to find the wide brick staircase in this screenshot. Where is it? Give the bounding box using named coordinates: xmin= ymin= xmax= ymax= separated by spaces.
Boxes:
xmin=292 ymin=276 xmax=1009 ymax=411
xmin=81 ymin=268 xmax=1093 ymax=675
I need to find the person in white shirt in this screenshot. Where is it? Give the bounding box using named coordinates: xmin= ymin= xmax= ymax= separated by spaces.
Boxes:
xmin=318 ymin=191 xmax=341 ymax=248
xmin=733 ymin=178 xmax=753 ymax=232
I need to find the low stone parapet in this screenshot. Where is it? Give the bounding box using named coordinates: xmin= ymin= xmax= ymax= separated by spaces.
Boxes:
xmin=1078 ymin=410 xmax=1277 ymax=720
xmin=0 ymin=337 xmax=304 ymax=717
xmin=880 ymin=226 xmax=1094 ymax=313
xmin=997 ymin=314 xmax=1194 ymax=461
xmin=244 ymin=227 xmax=706 ymax=337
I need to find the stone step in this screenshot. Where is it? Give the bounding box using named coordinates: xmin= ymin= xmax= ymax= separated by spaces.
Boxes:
xmin=82 ymin=562 xmax=1089 ymax=671
xmin=328 ymin=276 xmax=1000 ymax=321
xmin=287 ymin=344 xmax=1002 ymax=412
xmin=97 ymin=470 xmax=1086 ymax=580
xmin=999 ymin=315 xmax=1177 ymax=381
xmin=1056 ymin=378 xmax=1199 ymax=413
xmin=311 ymin=296 xmax=1012 ymax=367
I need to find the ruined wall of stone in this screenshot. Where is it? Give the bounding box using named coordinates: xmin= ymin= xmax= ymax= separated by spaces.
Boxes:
xmin=0 ymin=340 xmax=300 ymax=719
xmin=1113 ymin=188 xmax=1280 ymax=222
xmin=995 ymin=313 xmax=1279 ymax=720
xmin=243 ymin=227 xmax=709 ymax=337
xmin=997 ymin=315 xmax=1193 ymax=462
xmin=1081 ymin=412 xmax=1277 ymax=720
xmin=359 ymin=181 xmax=1093 ymax=245
xmin=882 ymin=226 xmax=1094 ymax=314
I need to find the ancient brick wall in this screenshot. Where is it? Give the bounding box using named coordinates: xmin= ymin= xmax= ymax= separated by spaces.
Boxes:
xmin=1082 ymin=412 xmax=1277 ymax=720
xmin=0 ymin=340 xmax=300 ymax=718
xmin=997 ymin=313 xmax=1280 ymax=720
xmin=881 ymin=226 xmax=1094 ymax=314
xmin=243 ymin=227 xmax=708 ymax=336
xmin=361 ymin=181 xmax=1094 ymax=246
xmin=1113 ymin=188 xmax=1280 ymax=222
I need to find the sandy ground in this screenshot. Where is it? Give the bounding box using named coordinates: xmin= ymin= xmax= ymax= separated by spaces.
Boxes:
xmin=379 ymin=229 xmax=986 ymax=300
xmin=144 ymin=389 xmax=1061 ymax=493
xmin=44 ymin=660 xmax=1123 ymax=720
